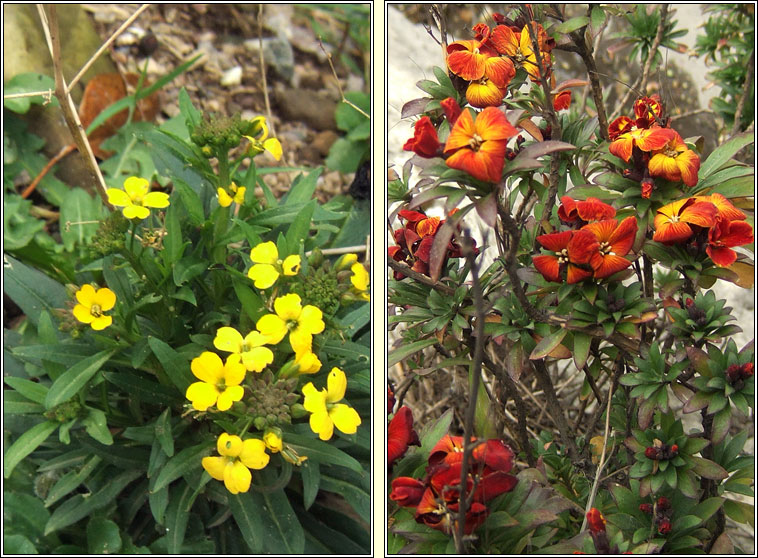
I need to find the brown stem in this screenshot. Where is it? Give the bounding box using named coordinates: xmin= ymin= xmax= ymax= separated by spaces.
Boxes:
xmin=615 ymin=5 xmax=670 ymax=117
xmin=532 ymin=359 xmax=579 ymax=461
xmin=729 ymin=49 xmax=754 ymax=137
xmin=387 ymin=258 xmax=456 ymax=296
xmin=21 ymin=143 xmax=75 ymax=198
xmin=455 ymin=232 xmax=486 ymax=554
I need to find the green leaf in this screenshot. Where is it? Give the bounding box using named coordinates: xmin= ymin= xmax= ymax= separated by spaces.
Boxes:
xmin=178 ymin=87 xmax=202 ymax=131
xmin=173 ymin=178 xmax=205 ymax=225
xmin=572 ymin=332 xmax=591 ymax=370
xmin=325 ymin=138 xmax=366 ymax=173
xmin=11 ymin=343 xmax=97 ymax=367
xmin=692 ymin=496 xmax=724 ymax=523
xmin=103 ymin=371 xmax=182 ymax=406
xmin=2 ymin=534 xmax=37 ymax=554
xmin=82 ymin=407 xmax=113 ymax=445
xmin=165 ymin=481 xmax=194 ymax=554
xmin=3 ymin=254 xmax=68 ymax=326
xmin=530 ymin=327 xmax=568 ymax=360
xmin=254 ymin=473 xmax=305 ymax=554
xmin=691 ymin=456 xmax=729 ymax=480
xmin=44 ymin=455 xmax=102 ymax=507
xmin=3 ymin=421 xmax=59 ymax=478
xmin=44 ymin=350 xmax=116 ymax=409
xmin=282 ymin=168 xmax=323 ymax=205
xmin=4 ymin=377 xmax=48 ymax=404
xmin=3 ymin=491 xmax=50 ymax=541
xmin=44 ymin=469 xmax=142 ymax=535
xmin=232 ymin=278 xmax=266 ymax=324
xmin=3 ymin=391 xmax=45 ymax=415
xmin=420 ymin=408 xmax=454 ymax=454
xmin=87 ymin=517 xmax=122 ymax=554
xmin=148 ymin=336 xmax=193 ymax=392
xmin=590 ymin=6 xmax=606 ymax=30
xmin=388 ymin=337 xmax=438 ymax=367
xmin=300 ymin=461 xmax=320 ymax=510
xmin=285 ymin=201 xmax=316 ymax=255
xmin=154 ymin=408 xmax=174 ymax=457
xmin=699 ymin=132 xmax=754 ymax=179
xmin=3 ymin=72 xmax=58 ymax=113
xmin=59 ymin=188 xmax=101 ymax=251
xmin=230 ymin=492 xmax=264 ymax=553
xmin=151 ymin=442 xmax=213 ymax=492
xmin=283 ymin=434 xmax=363 ymax=474
xmin=554 ymin=16 xmax=589 ymax=34
xmin=672 ymin=514 xmax=701 ymax=532
xmin=319 ymin=474 xmax=370 ymax=519
xmin=162 ymin=200 xmax=184 ymax=266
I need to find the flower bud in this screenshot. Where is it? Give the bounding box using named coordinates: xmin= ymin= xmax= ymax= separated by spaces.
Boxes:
xmin=334 ymin=253 xmax=359 ymax=272
xmin=639 ymin=503 xmax=653 ymax=514
xmin=290 ymin=403 xmax=307 ymax=419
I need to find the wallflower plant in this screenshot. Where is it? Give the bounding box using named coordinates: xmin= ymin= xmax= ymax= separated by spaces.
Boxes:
xmin=390 ymin=5 xmax=753 ymax=555
xmin=5 ymin=82 xmax=371 ymax=555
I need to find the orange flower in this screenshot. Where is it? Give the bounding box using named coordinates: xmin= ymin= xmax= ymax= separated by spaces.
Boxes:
xmin=648 ymin=131 xmax=701 ymax=187
xmin=652 ymin=198 xmax=719 ymax=244
xmin=491 ymin=22 xmax=551 ymax=81
xmin=403 ymin=116 xmax=441 ymax=158
xmin=558 ymin=196 xmax=616 ymax=225
xmin=582 ymin=216 xmax=638 ymax=278
xmin=609 ymin=124 xmax=675 ymax=163
xmin=633 ymin=95 xmax=664 ymax=125
xmin=446 ymin=38 xmax=515 ymax=88
xmin=694 ymin=192 xmax=746 ymax=222
xmin=553 ymin=90 xmax=571 ymax=111
xmin=466 ymin=78 xmax=508 ymax=108
xmin=440 ymin=97 xmax=462 ymax=126
xmin=444 ymin=107 xmax=517 ymax=182
xmin=533 ymin=230 xmax=598 ymax=284
xmin=706 ymin=218 xmax=754 ymax=267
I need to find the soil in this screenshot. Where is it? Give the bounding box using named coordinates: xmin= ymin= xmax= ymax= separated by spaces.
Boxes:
xmin=82 ymin=3 xmax=369 ymax=201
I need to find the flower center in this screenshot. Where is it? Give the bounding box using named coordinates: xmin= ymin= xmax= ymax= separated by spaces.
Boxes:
xmin=557 ymin=248 xmax=569 ymax=263
xmin=599 ymin=241 xmax=613 ymax=255
xmin=468 ymin=133 xmax=484 ymax=151
xmin=90 ymin=304 xmax=103 ymax=317
xmin=664 ymin=148 xmax=679 ymax=158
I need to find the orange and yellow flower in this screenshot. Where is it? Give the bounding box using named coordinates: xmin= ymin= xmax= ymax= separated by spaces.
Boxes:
xmin=558 ymin=196 xmax=616 ymax=225
xmin=403 ymin=116 xmax=441 ymax=158
xmin=490 ymin=22 xmax=552 ymax=82
xmin=652 ymin=198 xmax=718 ymax=244
xmin=694 ymin=193 xmax=746 ymax=223
xmin=648 ymin=131 xmax=701 ymax=187
xmin=443 ymin=107 xmax=517 ymax=182
xmin=582 ymin=216 xmax=638 ymax=278
xmin=608 ymin=122 xmax=675 ymax=163
xmin=446 ymin=38 xmax=514 ymax=88
xmin=553 ymin=90 xmax=572 ymax=111
xmin=532 ymin=229 xmax=599 ymax=284
xmin=706 ymin=218 xmax=754 ymax=267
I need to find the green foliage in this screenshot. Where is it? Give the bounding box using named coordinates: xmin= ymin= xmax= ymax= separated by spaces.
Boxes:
xmin=326 ymin=91 xmax=370 ymax=173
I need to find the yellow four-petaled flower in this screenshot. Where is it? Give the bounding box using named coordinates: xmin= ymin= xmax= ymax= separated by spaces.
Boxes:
xmin=302 ymin=367 xmax=361 ymax=441
xmin=256 ymin=293 xmax=324 ymax=354
xmin=72 ymin=285 xmax=116 ymax=330
xmin=247 ymin=241 xmax=301 ymax=289
xmin=106 ymin=176 xmax=170 ymax=220
xmin=217 ymin=181 xmax=246 ymax=207
xmin=185 ymin=352 xmax=246 ymax=411
xmin=202 ymin=433 xmax=270 ymax=494
xmin=213 ymin=327 xmax=274 ymax=372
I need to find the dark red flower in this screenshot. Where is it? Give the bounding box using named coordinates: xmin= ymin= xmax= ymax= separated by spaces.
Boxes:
xmin=639 ymin=503 xmax=653 ymax=514
xmin=553 ymin=90 xmax=571 ymax=111
xmin=587 ymin=508 xmax=606 ymax=534
xmin=657 ymin=519 xmax=672 ymax=535
xmin=532 ymin=229 xmax=599 ymax=284
xmin=388 ymin=406 xmax=420 ymax=469
xmin=656 ymin=497 xmax=670 ymax=511
xmin=403 ymin=116 xmax=441 ymax=158
xmin=440 ymin=97 xmax=462 ymax=127
xmin=558 ymin=196 xmax=616 ymax=225
xmin=388 ymin=385 xmax=396 ymax=414
xmin=645 ymin=446 xmax=659 ymax=460
xmin=390 ymin=476 xmax=426 ymax=507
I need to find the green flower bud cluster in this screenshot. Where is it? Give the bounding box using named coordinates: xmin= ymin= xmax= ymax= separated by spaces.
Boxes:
xmin=247 ymin=371 xmax=299 ymax=430
xmin=190 ymin=112 xmax=256 ymax=152
xmin=290 ymin=266 xmax=342 ymax=316
xmin=89 ymin=211 xmax=129 ymax=257
xmin=43 ymin=399 xmax=85 ymax=423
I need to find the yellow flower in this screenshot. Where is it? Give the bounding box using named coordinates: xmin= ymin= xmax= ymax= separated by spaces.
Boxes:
xmin=350 ymin=262 xmax=370 ymax=301
xmin=263 ymin=429 xmax=283 ymax=453
xmin=245 ymin=116 xmax=282 ymax=161
xmin=201 ymin=433 xmax=270 ymax=494
xmin=213 ymin=326 xmax=274 ymax=372
xmin=334 ymin=253 xmax=358 ymax=271
xmin=247 ymin=241 xmax=301 ymax=289
xmin=301 ymin=367 xmax=361 ymax=441
xmin=72 ymin=285 xmax=116 ymax=330
xmin=217 ymin=182 xmax=246 ymax=207
xmin=106 ymin=176 xmax=170 ymax=220
xmin=256 ymin=294 xmax=324 ymax=353
xmin=185 ymin=352 xmax=246 ymax=411
xmin=295 ymin=349 xmax=322 ymax=374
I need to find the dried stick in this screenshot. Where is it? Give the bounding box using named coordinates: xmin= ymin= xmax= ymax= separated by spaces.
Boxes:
xmin=68 ymin=4 xmax=151 ymax=91
xmin=387 ymin=259 xmax=456 ymax=296
xmin=614 ymin=5 xmax=670 ymax=118
xmin=319 ymin=38 xmax=370 ymax=119
xmin=257 ymin=5 xmax=276 ymax=136
xmin=581 ymin=378 xmax=615 ymax=532
xmin=533 ymin=359 xmax=579 ymax=460
xmin=37 ymin=5 xmax=112 ymax=209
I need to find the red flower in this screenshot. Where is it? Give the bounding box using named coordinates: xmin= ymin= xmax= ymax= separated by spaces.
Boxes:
xmin=444 ymin=107 xmax=517 ymax=182
xmin=639 ymin=503 xmax=654 ymax=514
xmin=582 ymin=216 xmax=638 ymax=279
xmin=558 ymin=196 xmax=616 ymax=225
xmin=403 ymin=116 xmax=441 ymax=158
xmin=440 ymin=97 xmax=462 ymax=127
xmin=657 ymin=519 xmax=672 ymax=535
xmin=633 ymin=95 xmax=664 ymax=126
xmin=553 ymin=90 xmax=571 ymax=111
xmin=390 ymin=476 xmax=426 ymax=507
xmin=586 ymin=508 xmax=606 ymax=534
xmin=648 ymin=130 xmax=701 ymax=187
xmin=388 ymin=406 xmax=420 ymax=469
xmin=388 ymin=385 xmax=395 ymax=414
xmin=695 ymin=193 xmax=746 ymax=223
xmin=532 ymin=230 xmax=599 ymax=284
xmin=706 ymin=217 xmax=754 ymax=267
xmin=652 ymin=197 xmax=719 ymax=245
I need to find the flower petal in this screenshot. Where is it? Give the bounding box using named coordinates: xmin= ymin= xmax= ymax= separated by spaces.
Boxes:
xmin=302 ymin=383 xmax=327 ymax=413
xmin=255 ymin=314 xmax=288 ymax=345
xmin=186 ymin=381 xmax=219 ymax=411
xmin=250 ymin=241 xmax=278 ymax=264
xmin=214 ymin=327 xmax=244 ymax=353
xmin=90 ymin=315 xmax=113 ymax=330
xmin=191 ymin=351 xmax=225 ymax=383
xmin=326 ymin=367 xmax=347 ymax=403
xmin=282 ymin=255 xmax=301 ymax=276
xmin=274 ymin=293 xmax=302 ymax=321
xmin=224 ymin=460 xmax=251 ymax=494
xmin=122 ymin=205 xmax=150 ymax=220
xmin=299 ymin=305 xmax=325 ymax=335
xmin=240 ymin=346 xmax=274 ymax=373
xmin=202 ymin=456 xmax=227 ymax=481
xmin=72 ymin=304 xmax=95 ymax=324
xmin=475 ymin=107 xmax=518 ymax=141
xmin=75 ymin=284 xmax=97 ymax=306
xmin=123 ymin=176 xmax=149 ymax=200
xmin=536 ymin=230 xmax=571 ymax=252
xmin=533 ymin=255 xmax=561 ymax=283
xmin=444 ymin=109 xmax=476 ymax=153
xmin=330 ymin=403 xmax=361 ymax=435
xmin=106 ymin=188 xmax=132 ymax=207
xmin=248 ymin=264 xmax=279 ymax=289
xmin=310 ymin=410 xmax=333 ymax=440
xmin=142 ymin=191 xmax=170 ymax=209
xmin=239 ymin=439 xmax=270 ymax=470
xmin=94 ymin=288 xmax=116 ymax=311
xmin=466 ymin=80 xmax=506 ymax=108
xmin=592 ymin=254 xmax=632 ymax=278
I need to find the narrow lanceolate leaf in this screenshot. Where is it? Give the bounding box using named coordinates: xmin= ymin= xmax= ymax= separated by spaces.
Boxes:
xmin=3 ymin=376 xmax=49 ymax=404
xmin=3 ymin=421 xmax=59 ymax=478
xmin=151 ymin=442 xmax=213 ymax=492
xmin=699 ymin=131 xmax=754 ymax=179
xmin=530 ymin=328 xmax=568 ymax=360
xmin=572 ymin=332 xmax=591 ymax=371
xmin=255 ymin=475 xmax=305 ymax=554
xmin=45 ymin=455 xmax=102 ymax=507
xmin=45 ymin=350 xmax=117 ymax=409
xmin=428 ymin=220 xmax=456 ymax=283
xmin=230 ymin=492 xmax=264 ymax=553
xmin=165 ymin=481 xmax=195 ymax=554
xmin=690 ymin=456 xmax=729 ymax=480
xmin=388 ymin=337 xmax=437 ymax=367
